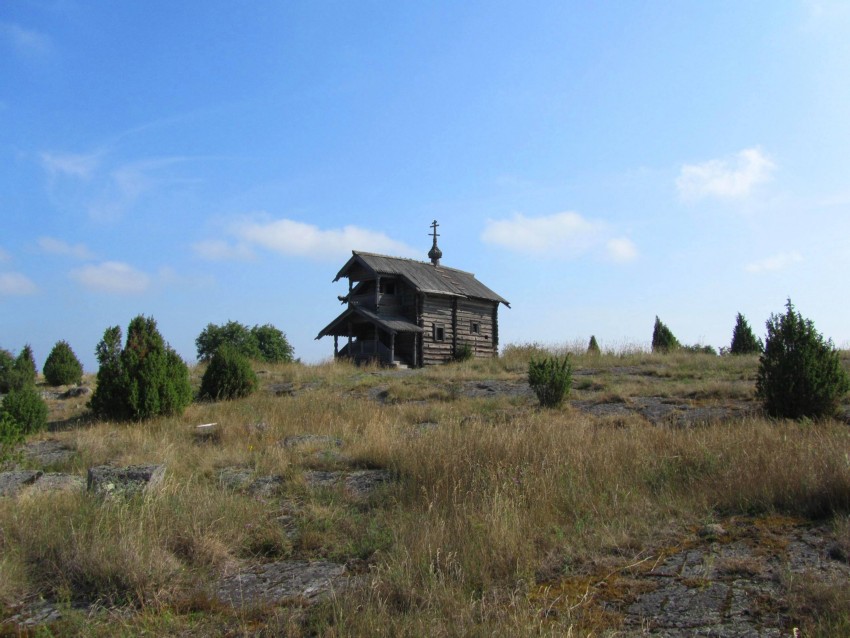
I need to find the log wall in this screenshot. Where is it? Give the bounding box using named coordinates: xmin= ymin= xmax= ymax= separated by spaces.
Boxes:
xmin=420 ymin=296 xmax=498 ymax=365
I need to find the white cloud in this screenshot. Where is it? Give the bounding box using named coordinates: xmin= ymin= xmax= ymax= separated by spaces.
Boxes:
xmin=38 ymin=236 xmax=94 ymax=260
xmin=745 ymin=251 xmax=803 ymax=274
xmin=677 ymin=148 xmax=775 ymax=201
xmin=0 ymin=22 xmax=52 ymax=58
xmin=192 ymin=239 xmax=255 ymax=261
xmin=606 ymin=237 xmax=639 ymax=262
xmin=482 ymin=212 xmax=604 ymax=255
xmin=234 ymin=217 xmax=417 ymax=260
xmin=482 ymin=211 xmax=637 ymax=263
xmin=0 ymin=272 xmax=37 ymax=295
xmin=70 ymin=261 xmax=150 ymax=294
xmin=40 ymin=151 xmax=99 ymax=179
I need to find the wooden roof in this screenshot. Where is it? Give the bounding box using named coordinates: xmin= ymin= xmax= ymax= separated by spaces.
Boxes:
xmin=334 ymin=251 xmax=510 ymax=306
xmin=316 ymin=305 xmax=424 ymax=339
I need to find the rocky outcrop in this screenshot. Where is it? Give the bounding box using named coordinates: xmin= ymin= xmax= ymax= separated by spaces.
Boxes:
xmin=87 ymin=464 xmax=166 ymax=497
xmin=0 ymin=470 xmax=43 ymax=497
xmin=213 ymin=560 xmax=347 ymax=609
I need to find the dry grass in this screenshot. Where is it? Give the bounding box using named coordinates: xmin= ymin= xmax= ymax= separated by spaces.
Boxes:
xmin=2 ymin=350 xmax=849 ymax=635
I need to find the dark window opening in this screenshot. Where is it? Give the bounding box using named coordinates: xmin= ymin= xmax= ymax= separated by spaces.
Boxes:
xmin=471 ymin=321 xmax=480 ymax=334
xmin=381 ymin=281 xmax=396 ymax=295
xmin=433 ymin=325 xmax=445 ymax=342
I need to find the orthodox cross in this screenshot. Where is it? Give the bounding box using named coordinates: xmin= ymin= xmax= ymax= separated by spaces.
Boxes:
xmin=428 ymin=219 xmax=443 ymax=266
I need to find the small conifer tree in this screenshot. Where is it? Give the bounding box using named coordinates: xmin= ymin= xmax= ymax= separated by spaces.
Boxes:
xmin=0 ymin=349 xmax=14 ymax=393
xmin=90 ymin=316 xmax=193 ymax=421
xmin=756 ymin=300 xmax=850 ymax=419
xmin=652 ymin=317 xmax=680 ymax=353
xmin=3 ymin=345 xmax=39 ymax=391
xmin=587 ymin=335 xmax=601 ymax=356
xmin=730 ymin=313 xmax=763 ymax=355
xmin=43 ymin=340 xmax=84 ymax=386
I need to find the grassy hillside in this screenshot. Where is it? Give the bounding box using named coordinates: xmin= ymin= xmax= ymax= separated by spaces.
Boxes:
xmin=2 ymin=347 xmax=849 ymax=636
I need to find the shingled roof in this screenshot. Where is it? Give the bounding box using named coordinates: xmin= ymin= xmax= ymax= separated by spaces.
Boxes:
xmin=334 ymin=251 xmax=510 ymax=306
xmin=316 ymin=305 xmax=424 ymax=339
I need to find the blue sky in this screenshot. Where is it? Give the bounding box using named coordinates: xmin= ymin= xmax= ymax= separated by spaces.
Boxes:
xmin=2 ymin=1 xmax=849 ymax=371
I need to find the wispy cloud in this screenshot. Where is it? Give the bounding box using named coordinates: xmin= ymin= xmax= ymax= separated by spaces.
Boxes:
xmin=192 ymin=239 xmax=255 ymax=261
xmin=745 ymin=251 xmax=803 ymax=274
xmin=232 ymin=217 xmax=417 ymax=260
xmin=70 ymin=261 xmax=151 ymax=294
xmin=0 ymin=272 xmax=37 ymax=295
xmin=606 ymin=237 xmax=639 ymax=263
xmin=677 ymin=148 xmax=775 ymax=201
xmin=38 ymin=236 xmax=94 ymax=260
xmin=481 ymin=211 xmax=637 ymax=262
xmin=40 ymin=151 xmax=101 ymax=179
xmin=805 ymin=0 xmax=850 ymax=24
xmin=0 ymin=22 xmax=52 ymax=59
xmin=40 ymin=150 xmax=193 ymax=222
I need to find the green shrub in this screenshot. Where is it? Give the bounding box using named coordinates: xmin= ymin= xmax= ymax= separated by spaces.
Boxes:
xmin=196 ymin=321 xmax=294 ymax=363
xmin=587 ymin=335 xmax=601 ymax=355
xmin=90 ymin=316 xmax=193 ymax=421
xmin=756 ymin=300 xmax=850 ymax=419
xmin=252 ymin=323 xmax=295 ymax=363
xmin=682 ymin=344 xmax=717 ymax=355
xmin=43 ymin=340 xmax=84 ymax=386
xmin=0 ymin=411 xmax=24 ymax=463
xmin=1 ymin=384 xmax=48 ymax=435
xmin=199 ymin=346 xmax=258 ymax=401
xmin=453 ymin=343 xmax=474 ymax=362
xmin=528 ymin=355 xmax=572 ymax=408
xmin=730 ymin=312 xmax=763 ymax=355
xmin=652 ymin=317 xmax=680 ymax=353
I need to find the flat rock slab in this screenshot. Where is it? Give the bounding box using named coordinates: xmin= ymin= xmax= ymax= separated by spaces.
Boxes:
xmin=214 ymin=560 xmax=346 ymax=609
xmin=87 ymin=464 xmax=165 ymax=497
xmin=26 ymin=473 xmax=86 ymax=494
xmin=22 ymin=439 xmax=77 ymax=467
xmin=218 ymin=466 xmax=255 ymax=491
xmin=574 ymin=398 xmax=756 ymax=427
xmin=609 ymin=520 xmax=850 ymax=636
xmin=303 ymin=469 xmax=393 ymax=499
xmin=345 ymin=469 xmax=393 ymax=499
xmin=2 ymin=599 xmax=64 ymax=631
xmin=247 ymin=475 xmax=286 ymax=498
xmin=217 ymin=467 xmax=286 ymax=497
xmin=459 ymin=380 xmax=533 ymax=399
xmin=0 ymin=470 xmax=43 ymax=497
xmin=303 ymin=470 xmax=341 ymax=489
